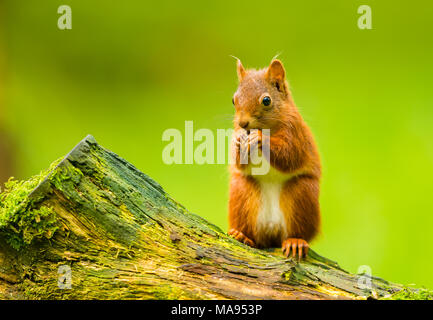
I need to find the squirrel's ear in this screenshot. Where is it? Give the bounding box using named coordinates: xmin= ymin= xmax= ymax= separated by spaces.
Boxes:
xmin=236 ymin=59 xmax=246 ymax=82
xmin=266 ymin=59 xmax=286 ymax=82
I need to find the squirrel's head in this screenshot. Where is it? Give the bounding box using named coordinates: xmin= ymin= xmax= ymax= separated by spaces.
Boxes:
xmin=232 ymin=59 xmax=291 ymax=131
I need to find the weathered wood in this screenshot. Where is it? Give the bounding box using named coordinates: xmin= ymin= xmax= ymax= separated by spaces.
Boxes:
xmin=0 ymin=135 xmax=425 ymax=300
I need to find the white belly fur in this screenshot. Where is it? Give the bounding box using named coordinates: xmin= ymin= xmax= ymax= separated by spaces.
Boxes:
xmin=241 ymin=149 xmax=304 ymax=246
xmin=253 ymin=165 xmax=292 ymax=246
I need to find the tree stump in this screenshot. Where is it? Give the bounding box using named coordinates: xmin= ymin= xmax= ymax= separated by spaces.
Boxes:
xmin=0 ymin=135 xmax=424 ymax=300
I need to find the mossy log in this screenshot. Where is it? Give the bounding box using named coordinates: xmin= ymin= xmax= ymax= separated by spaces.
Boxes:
xmin=0 ymin=135 xmax=420 ymax=300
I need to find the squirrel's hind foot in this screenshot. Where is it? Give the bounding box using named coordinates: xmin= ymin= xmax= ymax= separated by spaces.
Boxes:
xmin=282 ymin=238 xmax=309 ymax=259
xmin=228 ymin=229 xmax=256 ymax=248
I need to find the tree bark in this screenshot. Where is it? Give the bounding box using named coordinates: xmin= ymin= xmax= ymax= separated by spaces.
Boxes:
xmin=0 ymin=135 xmax=413 ymax=300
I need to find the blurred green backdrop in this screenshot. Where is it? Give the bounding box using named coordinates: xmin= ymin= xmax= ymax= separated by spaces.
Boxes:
xmin=1 ymin=1 xmax=433 ymax=288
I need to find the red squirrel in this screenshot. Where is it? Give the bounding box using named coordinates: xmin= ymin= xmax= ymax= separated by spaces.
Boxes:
xmin=228 ymin=59 xmax=321 ymax=259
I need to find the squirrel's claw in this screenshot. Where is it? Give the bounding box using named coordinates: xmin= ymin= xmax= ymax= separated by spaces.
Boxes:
xmin=228 ymin=229 xmax=256 ymax=248
xmin=248 ymin=130 xmax=262 ymax=153
xmin=236 ymin=130 xmax=249 ymax=146
xmin=282 ymin=238 xmax=309 ymax=260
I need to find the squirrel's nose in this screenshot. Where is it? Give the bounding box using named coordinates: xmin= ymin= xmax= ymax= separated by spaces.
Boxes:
xmin=239 ymin=120 xmax=249 ymax=129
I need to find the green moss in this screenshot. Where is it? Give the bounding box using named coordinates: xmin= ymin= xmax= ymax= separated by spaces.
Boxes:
xmin=49 ymin=162 xmax=84 ymax=192
xmin=382 ymin=287 xmax=433 ymax=300
xmin=0 ymin=158 xmax=62 ymax=250
xmin=151 ymin=284 xmax=196 ymax=299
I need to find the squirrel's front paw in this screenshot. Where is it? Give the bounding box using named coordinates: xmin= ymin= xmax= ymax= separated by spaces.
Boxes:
xmin=233 ymin=130 xmax=249 ymax=167
xmin=282 ymin=238 xmax=309 ymax=259
xmin=228 ymin=229 xmax=256 ymax=248
xmin=235 ymin=129 xmax=249 ymax=151
xmin=248 ymin=129 xmax=262 ymax=153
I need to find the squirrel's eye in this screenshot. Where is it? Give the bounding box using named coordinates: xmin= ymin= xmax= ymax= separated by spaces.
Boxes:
xmin=232 ymin=97 xmax=235 ymax=105
xmin=262 ymin=96 xmax=271 ymax=107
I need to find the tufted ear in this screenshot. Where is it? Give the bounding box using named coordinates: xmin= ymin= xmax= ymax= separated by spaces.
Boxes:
xmin=266 ymin=59 xmax=286 ymax=82
xmin=236 ymin=59 xmax=246 ymax=82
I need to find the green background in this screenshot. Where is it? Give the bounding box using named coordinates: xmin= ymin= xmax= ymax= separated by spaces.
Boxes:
xmin=2 ymin=1 xmax=433 ymax=288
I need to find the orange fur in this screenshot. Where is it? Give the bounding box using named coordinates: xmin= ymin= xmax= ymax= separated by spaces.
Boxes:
xmin=228 ymin=59 xmax=321 ymax=255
